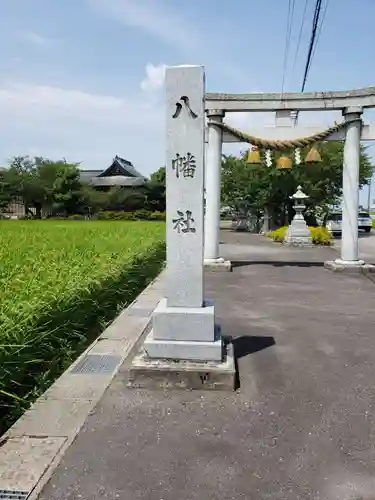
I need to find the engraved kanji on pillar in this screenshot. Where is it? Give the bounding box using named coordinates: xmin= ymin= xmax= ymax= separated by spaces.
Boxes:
xmin=165 ymin=66 xmax=205 ymax=308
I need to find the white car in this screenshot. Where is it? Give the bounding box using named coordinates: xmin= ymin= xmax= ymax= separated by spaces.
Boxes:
xmin=324 ymin=211 xmax=372 ymax=235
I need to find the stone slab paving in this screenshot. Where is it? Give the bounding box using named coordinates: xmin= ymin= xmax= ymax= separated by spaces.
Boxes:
xmin=37 ymin=233 xmax=375 ymax=500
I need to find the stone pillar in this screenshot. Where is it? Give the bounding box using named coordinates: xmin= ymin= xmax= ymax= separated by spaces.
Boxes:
xmin=262 ymin=207 xmax=271 ymax=234
xmin=325 ymin=107 xmax=375 ymax=273
xmin=338 ymin=107 xmax=363 ymax=264
xmin=144 ymin=65 xmax=222 ymax=362
xmin=204 ymin=110 xmax=231 ymax=271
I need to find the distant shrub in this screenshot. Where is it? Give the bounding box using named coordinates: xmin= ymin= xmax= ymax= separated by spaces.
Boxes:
xmin=133 ymin=209 xmax=152 ymax=220
xmin=18 ymin=214 xmax=35 ymax=220
xmin=149 ymin=211 xmax=166 ymax=221
xmin=268 ymin=226 xmax=288 ymax=242
xmin=67 ymin=214 xmax=86 ymax=220
xmin=268 ymin=225 xmax=333 ymax=246
xmin=97 ymin=211 xmax=134 ymax=220
xmin=310 ymin=226 xmax=333 ymax=245
xmin=18 ymin=211 xmax=166 ymax=222
xmin=97 ymin=211 xmax=165 ymax=221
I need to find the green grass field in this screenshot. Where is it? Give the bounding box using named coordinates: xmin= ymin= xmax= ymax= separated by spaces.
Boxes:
xmin=0 ymin=220 xmax=165 ymax=433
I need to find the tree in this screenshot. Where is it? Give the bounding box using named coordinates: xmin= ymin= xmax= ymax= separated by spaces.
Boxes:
xmin=221 ymin=141 xmax=373 ymax=227
xmin=0 ymin=170 xmax=12 ymax=213
xmin=49 ymin=163 xmax=84 ymax=215
xmin=80 ymin=186 xmax=110 ymax=214
xmin=5 ymin=156 xmax=83 ymax=217
xmin=142 ymin=166 xmax=166 ymax=212
xmin=150 ymin=166 xmax=166 ymax=185
xmin=5 ymin=156 xmax=46 ymax=217
xmin=105 ymin=187 xmax=146 ymax=212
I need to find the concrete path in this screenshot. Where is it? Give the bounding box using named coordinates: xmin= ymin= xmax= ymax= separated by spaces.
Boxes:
xmin=334 ymin=231 xmax=375 ymax=263
xmin=37 ymin=233 xmax=375 ymax=500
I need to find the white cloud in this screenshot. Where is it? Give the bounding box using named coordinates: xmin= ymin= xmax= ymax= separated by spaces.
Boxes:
xmin=140 ymin=63 xmax=166 ymax=92
xmin=87 ymin=0 xmax=202 ymax=52
xmin=0 ymin=81 xmax=164 ymax=174
xmin=226 ymin=111 xmax=276 ymax=131
xmin=0 ymin=83 xmax=160 ymax=127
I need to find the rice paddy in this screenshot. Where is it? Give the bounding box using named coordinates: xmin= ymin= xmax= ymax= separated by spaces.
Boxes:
xmin=0 ymin=220 xmax=165 ymax=433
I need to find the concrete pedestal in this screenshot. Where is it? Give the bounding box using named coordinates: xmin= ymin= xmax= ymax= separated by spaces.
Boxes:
xmin=144 ymin=330 xmax=222 ymax=362
xmin=145 ymin=298 xmax=221 ymax=361
xmin=204 ymin=258 xmax=232 ymax=272
xmin=151 ymin=298 xmax=215 ymax=342
xmin=284 ymin=220 xmax=312 ymax=247
xmin=129 ymin=344 xmax=235 ymax=390
xmin=324 ymin=259 xmax=375 ymax=274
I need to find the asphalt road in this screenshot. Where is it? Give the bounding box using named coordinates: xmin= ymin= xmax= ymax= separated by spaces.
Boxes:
xmin=37 ymin=234 xmax=375 ymax=500
xmin=334 ymin=231 xmax=375 ymax=263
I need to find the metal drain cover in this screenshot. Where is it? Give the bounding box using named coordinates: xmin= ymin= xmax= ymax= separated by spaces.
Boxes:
xmin=71 ymin=354 xmax=121 ymax=375
xmin=0 ymin=490 xmax=29 ymax=499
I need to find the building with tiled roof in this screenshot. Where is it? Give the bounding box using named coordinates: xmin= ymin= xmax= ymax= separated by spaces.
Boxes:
xmin=79 ymin=156 xmax=146 ymax=188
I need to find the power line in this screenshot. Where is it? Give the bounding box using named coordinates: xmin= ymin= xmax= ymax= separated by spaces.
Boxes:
xmin=300 ymin=0 xmax=323 ymax=92
xmin=309 ymin=0 xmax=330 ymax=68
xmin=291 ymin=0 xmax=310 ymax=75
xmin=281 ymin=0 xmax=296 ymax=94
xmin=294 ymin=0 xmax=329 ymax=125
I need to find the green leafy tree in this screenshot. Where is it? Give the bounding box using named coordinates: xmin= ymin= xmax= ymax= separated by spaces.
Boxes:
xmin=5 ymin=156 xmax=46 ymax=217
xmin=221 ymin=141 xmax=373 ymax=227
xmin=0 ymin=170 xmax=12 ymax=213
xmin=5 ymin=156 xmax=84 ymax=217
xmin=143 ymin=167 xmax=166 ymax=212
xmin=142 ymin=181 xmax=166 ymax=212
xmin=105 ymin=187 xmax=146 ymax=212
xmin=80 ymin=186 xmax=110 ymax=214
xmin=50 ymin=164 xmax=83 ymax=215
xmin=150 ymin=166 xmax=166 ymax=185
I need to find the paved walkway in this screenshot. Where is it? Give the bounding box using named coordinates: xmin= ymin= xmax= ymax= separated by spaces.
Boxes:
xmin=334 ymin=232 xmax=375 ymax=263
xmin=38 ymin=233 xmax=375 ymax=500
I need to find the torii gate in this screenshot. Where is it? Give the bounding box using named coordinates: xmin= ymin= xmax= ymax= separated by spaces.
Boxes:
xmin=204 ymin=87 xmax=375 ymax=271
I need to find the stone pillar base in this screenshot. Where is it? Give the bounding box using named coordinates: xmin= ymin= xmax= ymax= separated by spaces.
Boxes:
xmin=324 ymin=259 xmax=375 ymax=274
xmin=284 ymin=220 xmax=312 ymax=247
xmin=144 ymin=298 xmax=222 ymax=362
xmin=204 ymin=258 xmax=232 ymax=272
xmin=144 ymin=332 xmax=223 ymax=362
xmin=128 ymin=344 xmax=235 ymax=391
xmin=284 ymin=236 xmax=313 ymax=247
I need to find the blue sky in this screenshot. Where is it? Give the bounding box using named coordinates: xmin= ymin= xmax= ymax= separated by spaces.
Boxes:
xmin=0 ymin=0 xmax=374 ymax=203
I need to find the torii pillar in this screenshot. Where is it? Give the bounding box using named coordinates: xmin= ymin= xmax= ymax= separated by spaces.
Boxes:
xmin=325 ymin=107 xmax=373 ymax=272
xmin=204 ymin=110 xmax=232 ymax=271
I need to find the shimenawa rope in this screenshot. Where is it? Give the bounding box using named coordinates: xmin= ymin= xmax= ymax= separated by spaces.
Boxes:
xmin=208 ymin=116 xmax=360 ymax=151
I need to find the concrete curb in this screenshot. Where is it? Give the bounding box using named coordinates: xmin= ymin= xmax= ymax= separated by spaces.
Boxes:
xmin=0 ymin=269 xmax=167 ymax=500
xmin=326 ymin=242 xmax=375 ymax=279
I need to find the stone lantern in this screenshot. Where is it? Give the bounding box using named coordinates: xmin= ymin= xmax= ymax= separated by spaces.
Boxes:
xmin=284 ymin=185 xmax=312 ymax=246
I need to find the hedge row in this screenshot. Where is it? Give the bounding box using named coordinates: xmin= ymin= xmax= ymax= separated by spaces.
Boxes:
xmin=268 ymin=226 xmax=333 ymax=245
xmin=42 ymin=210 xmax=166 ymax=221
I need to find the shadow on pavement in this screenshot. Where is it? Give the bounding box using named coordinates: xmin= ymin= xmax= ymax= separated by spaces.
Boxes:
xmin=232 ymin=335 xmax=276 ymax=358
xmin=231 ymin=260 xmax=324 ymax=269
xmin=228 ymin=335 xmax=276 ymax=390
